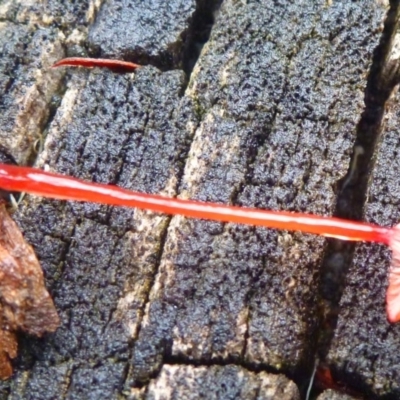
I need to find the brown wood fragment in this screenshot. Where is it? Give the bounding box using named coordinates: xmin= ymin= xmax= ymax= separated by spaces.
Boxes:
xmin=0 ymin=202 xmax=59 ymax=379
xmin=0 ymin=307 xmax=17 ymax=380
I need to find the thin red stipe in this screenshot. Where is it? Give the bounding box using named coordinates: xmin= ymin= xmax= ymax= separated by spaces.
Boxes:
xmin=0 ymin=163 xmax=399 ymax=322
xmin=52 ymin=57 xmax=140 ymax=72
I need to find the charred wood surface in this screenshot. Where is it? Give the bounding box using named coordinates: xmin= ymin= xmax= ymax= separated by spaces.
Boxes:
xmin=0 ymin=0 xmax=399 ymax=399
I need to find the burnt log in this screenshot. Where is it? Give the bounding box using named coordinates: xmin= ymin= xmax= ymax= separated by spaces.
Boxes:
xmin=0 ymin=0 xmax=398 ymax=399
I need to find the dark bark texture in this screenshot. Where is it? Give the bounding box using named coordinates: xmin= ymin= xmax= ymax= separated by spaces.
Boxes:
xmin=1 ymin=0 xmax=400 ymax=399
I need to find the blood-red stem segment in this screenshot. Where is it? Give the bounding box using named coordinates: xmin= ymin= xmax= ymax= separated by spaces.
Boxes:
xmin=0 ymin=163 xmax=391 ymax=245
xmin=2 ymin=163 xmax=400 ymax=322
xmin=52 ymin=57 xmax=140 ymax=72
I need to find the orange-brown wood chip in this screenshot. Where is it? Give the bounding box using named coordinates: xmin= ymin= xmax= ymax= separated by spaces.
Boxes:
xmin=0 ymin=202 xmax=59 ymax=379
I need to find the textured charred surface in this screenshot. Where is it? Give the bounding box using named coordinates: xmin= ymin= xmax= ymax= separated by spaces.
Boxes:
xmin=142 ymin=364 xmax=300 ymax=400
xmin=0 ymin=1 xmax=92 ymax=27
xmin=88 ymin=0 xmax=221 ymax=70
xmin=317 ymin=389 xmax=357 ymax=400
xmin=3 ymin=66 xmax=196 ymax=398
xmin=0 ymin=22 xmax=65 ymax=165
xmin=0 ymin=0 xmax=398 ymax=399
xmin=88 ymin=0 xmax=195 ymax=68
xmin=128 ymin=0 xmax=386 ymax=386
xmin=326 ymin=87 xmax=400 ymax=399
xmin=0 ymin=0 xmax=103 ymax=166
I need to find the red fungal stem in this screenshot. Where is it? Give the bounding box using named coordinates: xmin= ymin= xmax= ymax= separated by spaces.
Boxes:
xmin=52 ymin=57 xmax=140 ymax=72
xmin=0 ymin=163 xmax=399 ymax=322
xmin=0 ymin=164 xmax=391 ymax=243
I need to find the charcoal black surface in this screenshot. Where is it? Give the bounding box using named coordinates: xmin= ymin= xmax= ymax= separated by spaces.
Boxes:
xmin=0 ymin=0 xmax=396 ymax=399
xmin=326 ymin=88 xmax=400 ymax=398
xmin=3 ymin=65 xmax=195 ymax=398
xmin=0 ymin=21 xmax=64 ymax=165
xmin=144 ymin=365 xmax=300 ymax=400
xmin=317 ymin=389 xmax=357 ymax=400
xmin=127 ymin=0 xmax=385 ymax=386
xmin=0 ymin=0 xmax=91 ymax=28
xmin=88 ymin=0 xmax=199 ymax=69
xmin=0 ymin=0 xmax=98 ymax=166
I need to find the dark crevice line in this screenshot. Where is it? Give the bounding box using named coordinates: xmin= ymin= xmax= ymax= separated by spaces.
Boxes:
xmin=121 ymin=213 xmax=173 ymax=389
xmin=62 ymin=363 xmax=78 ymax=399
xmin=56 ymin=362 xmax=74 ymax=400
xmin=227 ymin=25 xmax=304 ymax=206
xmin=27 ymin=79 xmax=68 ymax=167
xmin=132 ymin=355 xmax=315 ymax=399
xmin=122 ymin=116 xmax=204 ymax=391
xmin=120 ymin=360 xmax=132 ymax=399
xmin=313 ymin=0 xmax=400 ymax=391
xmin=163 ymin=355 xmax=277 ymax=372
xmin=122 ymin=105 xmax=208 ymax=387
xmin=0 ymin=18 xmax=29 ymax=26
xmin=2 ymin=384 xmax=11 ymax=400
xmin=225 ymin=32 xmax=318 ymax=397
xmin=0 ymin=145 xmax=17 ymax=167
xmin=182 ymin=0 xmax=223 ymax=78
xmin=160 ymin=354 xmax=308 ymax=392
xmin=120 ymin=89 xmax=204 ymax=394
xmin=240 ymin=255 xmax=266 ymax=361
xmin=102 ymin=82 xmax=148 ymax=226
xmin=50 ymin=220 xmax=76 ymax=296
xmin=85 ymin=0 xmax=221 ymax=76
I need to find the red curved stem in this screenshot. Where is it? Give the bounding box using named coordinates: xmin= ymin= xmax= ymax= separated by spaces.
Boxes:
xmin=52 ymin=57 xmax=140 ymax=72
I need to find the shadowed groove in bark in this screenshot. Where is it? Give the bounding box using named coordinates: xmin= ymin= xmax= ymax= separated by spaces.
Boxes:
xmin=317 ymin=0 xmax=400 ymax=368
xmin=62 ymin=363 xmax=78 ymax=400
xmin=123 ymin=214 xmax=173 ymax=387
xmin=26 ymin=81 xmax=68 ymax=167
xmin=87 ymin=0 xmax=222 ymax=74
xmin=160 ymin=355 xmax=279 ymax=374
xmin=51 ymin=222 xmax=76 ymax=292
xmin=161 ymin=355 xmax=310 ymax=399
xmin=183 ymin=0 xmax=223 ymax=76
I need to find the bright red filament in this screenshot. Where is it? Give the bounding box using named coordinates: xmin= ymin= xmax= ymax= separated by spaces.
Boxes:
xmin=52 ymin=57 xmax=140 ymax=72
xmin=0 ymin=163 xmax=398 ymax=322
xmin=0 ymin=164 xmax=390 ymax=243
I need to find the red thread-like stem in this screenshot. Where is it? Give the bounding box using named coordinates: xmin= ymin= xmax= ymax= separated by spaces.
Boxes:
xmin=1 ymin=163 xmax=399 ymax=322
xmin=0 ymin=164 xmax=390 ymax=244
xmin=52 ymin=57 xmax=140 ymax=72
